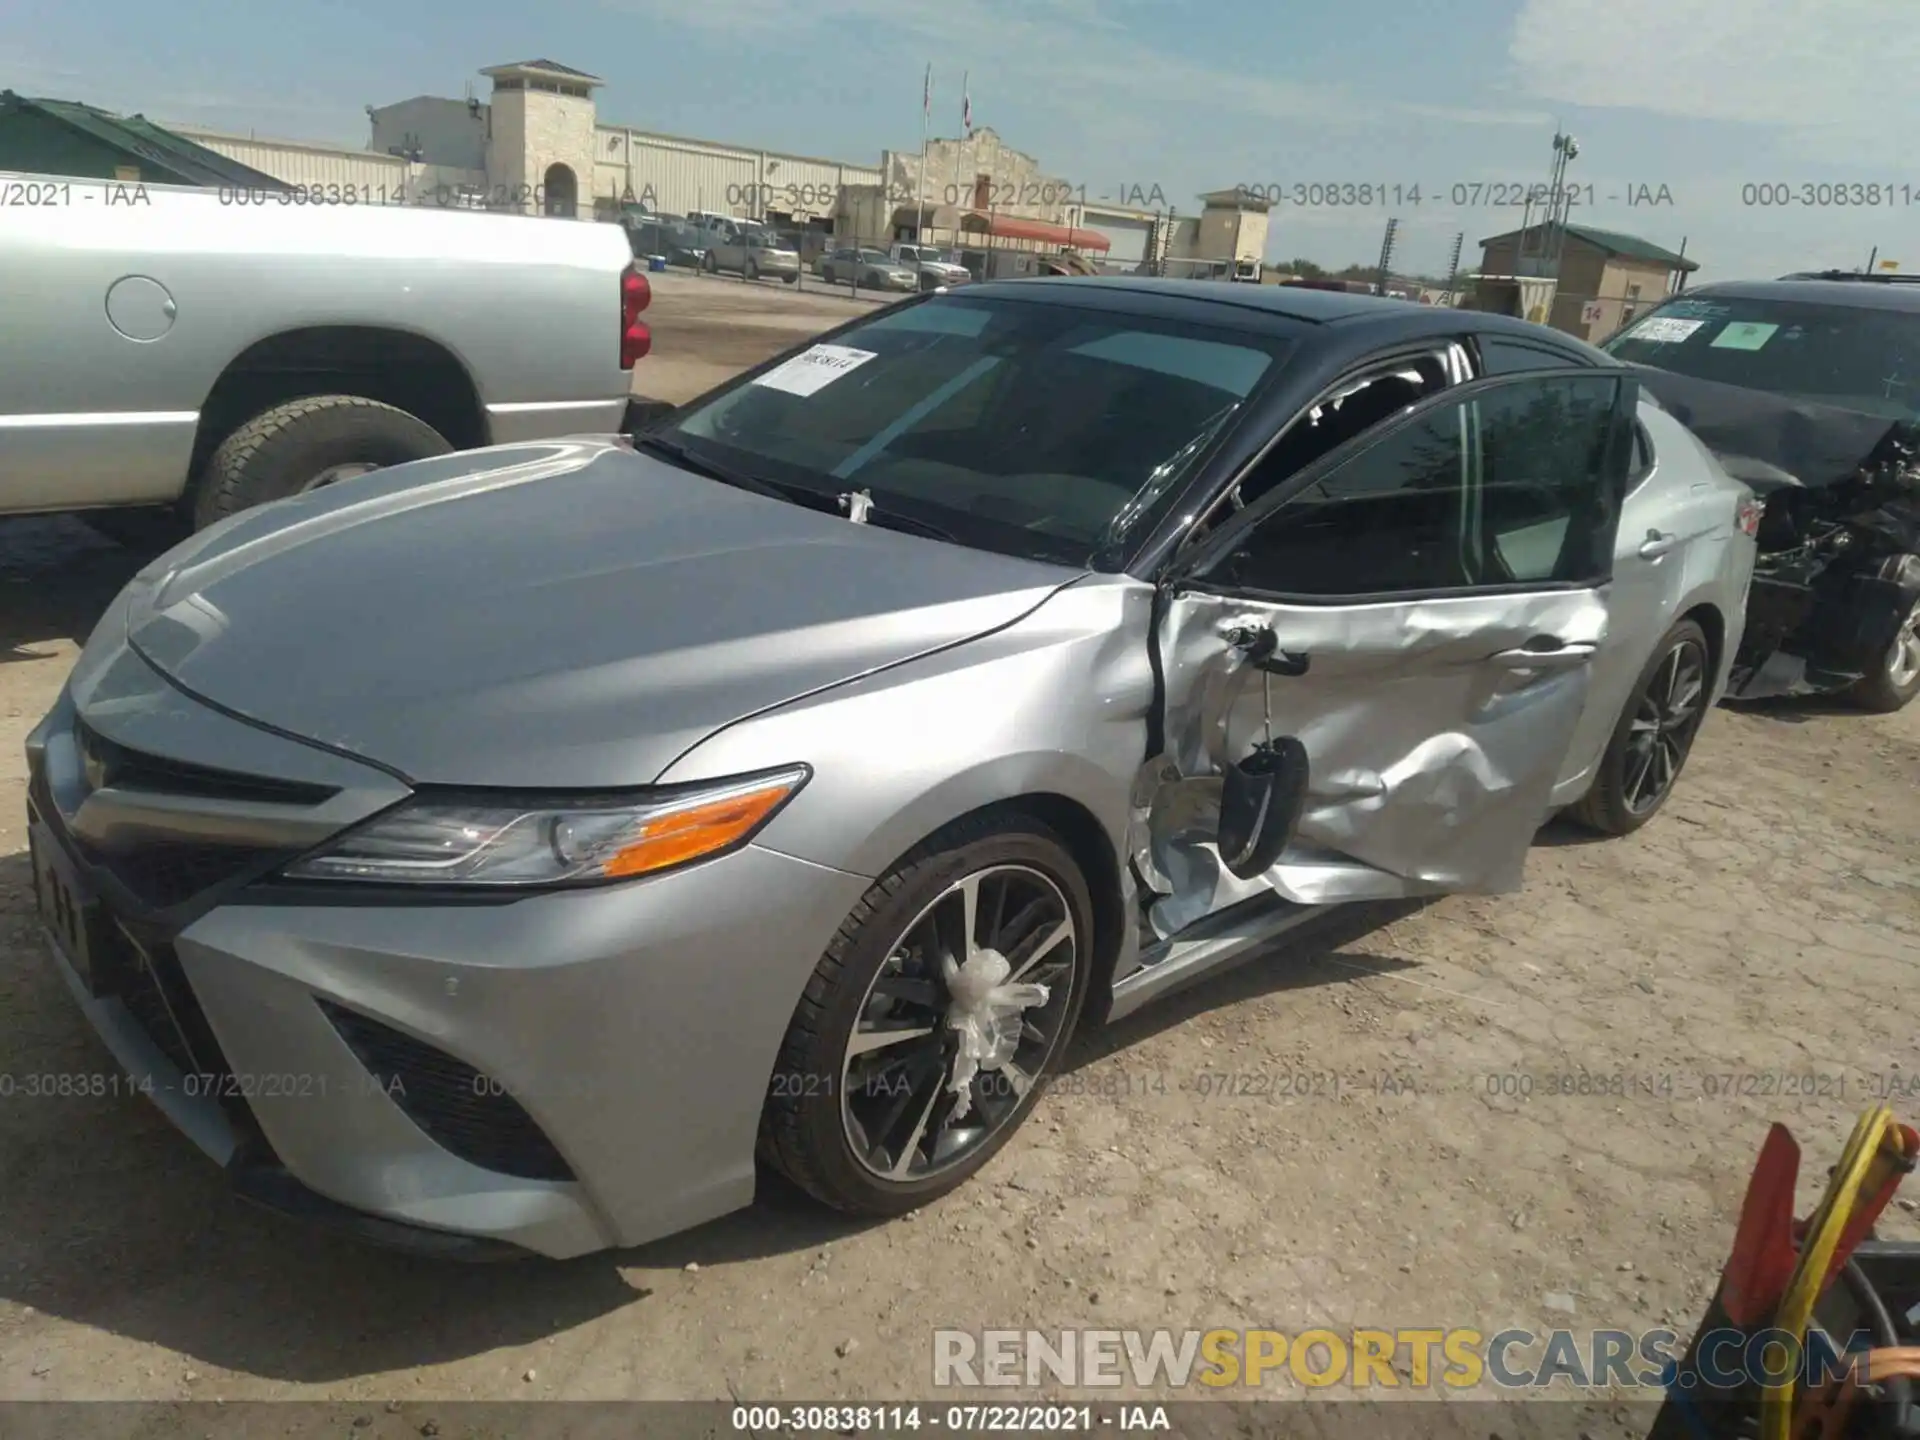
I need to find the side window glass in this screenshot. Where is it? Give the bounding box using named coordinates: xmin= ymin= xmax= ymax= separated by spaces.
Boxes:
xmin=1205 ymin=402 xmax=1473 ymax=596
xmin=1477 ymin=337 xmax=1582 ymax=375
xmin=1229 ymin=354 xmax=1450 ymax=514
xmin=1473 ymin=376 xmax=1624 ymax=585
xmin=1203 ymin=375 xmax=1621 ymax=598
xmin=1629 ymin=420 xmax=1654 ymax=482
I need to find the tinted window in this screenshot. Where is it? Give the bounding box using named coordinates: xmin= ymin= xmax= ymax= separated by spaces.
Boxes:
xmin=665 ymin=297 xmax=1298 ymax=565
xmin=1602 ymin=295 xmax=1920 ymax=420
xmin=1203 ymin=375 xmax=1622 ymax=597
xmin=1478 ymin=337 xmax=1583 ymax=375
xmin=1473 ymin=377 xmax=1624 ymax=584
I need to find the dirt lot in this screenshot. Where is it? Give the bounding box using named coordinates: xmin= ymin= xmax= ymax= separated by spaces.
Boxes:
xmin=1 ymin=272 xmax=1917 ymax=1421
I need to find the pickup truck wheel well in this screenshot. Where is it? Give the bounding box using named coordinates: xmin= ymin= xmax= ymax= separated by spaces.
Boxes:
xmin=189 ymin=327 xmax=485 ymax=483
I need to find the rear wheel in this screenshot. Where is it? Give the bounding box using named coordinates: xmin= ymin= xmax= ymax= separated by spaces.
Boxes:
xmin=745 ymin=258 xmax=759 ymax=281
xmin=759 ymin=815 xmax=1092 ymax=1216
xmin=1849 ymin=591 xmax=1920 ymax=713
xmin=191 ymin=395 xmax=450 ymax=528
xmin=1571 ymin=618 xmax=1711 ymax=836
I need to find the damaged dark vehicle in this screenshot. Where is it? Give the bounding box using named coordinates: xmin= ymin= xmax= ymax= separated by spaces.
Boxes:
xmin=1603 ymin=274 xmax=1920 ymax=711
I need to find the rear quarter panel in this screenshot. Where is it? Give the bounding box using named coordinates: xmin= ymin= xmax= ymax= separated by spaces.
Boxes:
xmin=1552 ymin=403 xmax=1754 ymax=803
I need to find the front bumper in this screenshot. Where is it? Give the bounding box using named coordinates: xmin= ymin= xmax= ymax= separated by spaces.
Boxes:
xmin=27 ymin=643 xmax=871 ymax=1259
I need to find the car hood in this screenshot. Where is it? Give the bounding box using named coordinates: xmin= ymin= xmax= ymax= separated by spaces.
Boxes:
xmin=121 ymin=439 xmax=1077 ymax=788
xmin=1629 ymin=363 xmax=1917 ymax=490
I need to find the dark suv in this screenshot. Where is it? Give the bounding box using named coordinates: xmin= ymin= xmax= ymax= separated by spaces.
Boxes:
xmin=1602 ymin=273 xmax=1920 ymax=711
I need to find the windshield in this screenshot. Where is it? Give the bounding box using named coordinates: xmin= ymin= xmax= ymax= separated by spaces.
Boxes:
xmin=859 ymin=250 xmax=895 ymax=264
xmin=660 ymin=295 xmax=1295 ymax=567
xmin=1602 ymin=294 xmax=1920 ymax=420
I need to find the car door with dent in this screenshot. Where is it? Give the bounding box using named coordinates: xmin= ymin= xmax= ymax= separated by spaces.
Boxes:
xmin=1138 ymin=369 xmax=1638 ymax=938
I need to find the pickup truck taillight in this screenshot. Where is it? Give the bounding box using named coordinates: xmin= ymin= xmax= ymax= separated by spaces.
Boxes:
xmin=620 ymin=266 xmax=652 ymax=368
xmin=1737 ymin=496 xmax=1765 ymax=537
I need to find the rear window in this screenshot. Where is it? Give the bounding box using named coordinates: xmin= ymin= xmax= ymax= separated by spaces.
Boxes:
xmin=1602 ymin=294 xmax=1920 ymax=420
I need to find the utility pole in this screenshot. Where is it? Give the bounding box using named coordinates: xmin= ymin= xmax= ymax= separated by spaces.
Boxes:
xmin=1376 ymin=217 xmax=1400 ymax=296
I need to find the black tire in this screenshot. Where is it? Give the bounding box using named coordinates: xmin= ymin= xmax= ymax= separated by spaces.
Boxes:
xmin=1847 ymin=590 xmax=1920 ymax=713
xmin=1570 ymin=618 xmax=1711 ymax=836
xmin=759 ymin=813 xmax=1094 ymax=1217
xmin=82 ymin=505 xmax=191 ymax=553
xmin=745 ymin=258 xmax=759 ymax=281
xmin=191 ymin=395 xmax=450 ymax=529
xmin=782 ymin=274 xmax=797 ymax=285
xmin=703 ymin=252 xmax=719 ymax=273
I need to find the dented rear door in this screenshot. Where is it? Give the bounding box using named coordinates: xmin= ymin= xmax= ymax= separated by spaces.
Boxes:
xmin=1140 ymin=370 xmax=1637 ymax=932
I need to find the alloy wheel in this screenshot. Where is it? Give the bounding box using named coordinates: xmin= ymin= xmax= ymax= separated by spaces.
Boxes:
xmin=839 ymin=864 xmax=1079 ymax=1183
xmin=1623 ymin=637 xmax=1708 ymax=816
xmin=1887 ymin=599 xmax=1920 ymax=691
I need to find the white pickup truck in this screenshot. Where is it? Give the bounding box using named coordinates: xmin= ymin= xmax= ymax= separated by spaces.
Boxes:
xmin=0 ymin=171 xmax=652 ymax=536
xmin=888 ymin=242 xmax=972 ymax=291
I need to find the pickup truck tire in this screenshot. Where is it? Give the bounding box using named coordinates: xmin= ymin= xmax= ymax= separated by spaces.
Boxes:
xmin=192 ymin=395 xmax=451 ymax=529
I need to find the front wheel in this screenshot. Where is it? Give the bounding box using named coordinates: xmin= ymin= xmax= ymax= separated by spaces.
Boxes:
xmin=782 ymin=273 xmax=797 ymax=285
xmin=1849 ymin=590 xmax=1920 ymax=713
xmin=745 ymin=258 xmax=759 ymax=281
xmin=759 ymin=814 xmax=1093 ymax=1216
xmin=1570 ymin=617 xmax=1711 ymax=836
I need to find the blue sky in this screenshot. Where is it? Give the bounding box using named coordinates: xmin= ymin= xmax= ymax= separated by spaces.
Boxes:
xmin=6 ymin=0 xmax=1916 ymax=281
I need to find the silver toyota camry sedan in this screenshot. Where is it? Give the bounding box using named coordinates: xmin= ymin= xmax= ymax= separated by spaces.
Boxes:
xmin=27 ymin=279 xmax=1758 ymax=1259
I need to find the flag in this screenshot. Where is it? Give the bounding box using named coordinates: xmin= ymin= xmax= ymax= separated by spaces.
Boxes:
xmin=962 ymin=73 xmax=972 ymax=136
xmin=922 ymin=64 xmax=932 ymax=122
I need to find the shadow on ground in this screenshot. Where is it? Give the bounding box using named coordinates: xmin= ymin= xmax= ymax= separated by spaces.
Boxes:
xmin=0 ymin=517 xmax=156 ymax=663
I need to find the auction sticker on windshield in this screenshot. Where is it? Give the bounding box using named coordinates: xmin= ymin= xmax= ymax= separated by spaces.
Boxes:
xmin=1627 ymin=316 xmax=1707 ymax=344
xmin=753 ymin=344 xmax=878 ymax=397
xmin=1710 ymin=321 xmax=1780 ymax=351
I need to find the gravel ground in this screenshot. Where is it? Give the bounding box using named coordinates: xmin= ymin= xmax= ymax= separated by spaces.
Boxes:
xmin=1 ymin=275 xmax=1915 ymax=1423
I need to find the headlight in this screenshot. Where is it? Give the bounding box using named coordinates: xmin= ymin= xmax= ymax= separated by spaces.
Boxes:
xmin=283 ymin=765 xmax=809 ymax=887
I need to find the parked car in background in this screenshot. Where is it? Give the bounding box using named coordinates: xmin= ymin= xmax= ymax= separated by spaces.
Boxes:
xmin=820 ymin=246 xmax=919 ymax=292
xmin=1603 ymin=273 xmax=1920 ymax=711
xmin=28 ymin=280 xmax=1753 ymax=1262
xmin=704 ymin=222 xmax=800 ymax=284
xmin=890 ymin=242 xmax=972 ymax=290
xmin=0 ymin=170 xmax=647 ymax=538
xmin=624 ymin=215 xmax=707 ymax=270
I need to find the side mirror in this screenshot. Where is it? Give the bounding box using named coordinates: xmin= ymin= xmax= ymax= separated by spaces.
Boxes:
xmin=1217 ymin=735 xmax=1310 ymax=881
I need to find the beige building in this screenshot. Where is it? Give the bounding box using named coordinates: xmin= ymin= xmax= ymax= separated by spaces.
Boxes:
xmin=169 ymin=57 xmax=1271 ymax=278
xmin=1471 ymin=223 xmax=1698 ymax=342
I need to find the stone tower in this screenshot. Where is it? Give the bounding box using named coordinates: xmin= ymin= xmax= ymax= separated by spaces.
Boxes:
xmin=479 ymin=59 xmax=602 ymax=216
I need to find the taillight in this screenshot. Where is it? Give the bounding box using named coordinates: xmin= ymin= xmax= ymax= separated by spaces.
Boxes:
xmin=1737 ymin=496 xmax=1765 ymax=537
xmin=620 ymin=266 xmax=652 ymax=368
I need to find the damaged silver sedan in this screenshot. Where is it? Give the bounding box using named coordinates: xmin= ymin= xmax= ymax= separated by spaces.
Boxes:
xmin=27 ymin=279 xmax=1756 ymax=1258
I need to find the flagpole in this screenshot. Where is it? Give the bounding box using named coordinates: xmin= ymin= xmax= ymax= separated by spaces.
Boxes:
xmin=916 ymin=63 xmax=931 ymax=242
xmin=951 ymin=71 xmax=966 ymax=238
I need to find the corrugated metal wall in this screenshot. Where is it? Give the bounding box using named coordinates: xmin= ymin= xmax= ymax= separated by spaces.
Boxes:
xmin=169 ymin=120 xmax=883 ymax=223
xmin=596 ymin=128 xmax=881 ymax=222
xmin=171 ymin=126 xmax=416 ymax=196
